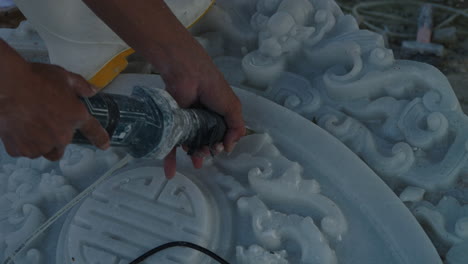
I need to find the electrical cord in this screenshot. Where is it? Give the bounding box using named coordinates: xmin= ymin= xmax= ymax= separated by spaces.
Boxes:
xmin=129 ymin=241 xmax=230 ymax=264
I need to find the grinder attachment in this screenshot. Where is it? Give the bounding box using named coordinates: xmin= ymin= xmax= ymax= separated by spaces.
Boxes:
xmin=73 ymin=86 xmax=226 ymax=158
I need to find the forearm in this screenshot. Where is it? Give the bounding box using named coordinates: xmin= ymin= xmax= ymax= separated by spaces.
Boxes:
xmin=0 ymin=40 xmax=29 ymax=79
xmin=0 ymin=40 xmax=30 ymax=109
xmin=82 ymin=0 xmax=199 ymax=77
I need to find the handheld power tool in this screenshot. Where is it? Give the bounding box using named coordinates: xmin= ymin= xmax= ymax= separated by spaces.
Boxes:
xmin=72 ymin=86 xmax=227 ymax=158
xmin=3 ymin=86 xmax=228 ymax=264
xmin=12 ymin=0 xmax=221 ymax=157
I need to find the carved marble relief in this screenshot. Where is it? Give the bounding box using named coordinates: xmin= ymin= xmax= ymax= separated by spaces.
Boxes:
xmin=191 ymin=0 xmax=468 ymax=261
xmin=1 ymin=0 xmax=467 ymax=262
xmin=1 ymin=134 xmax=346 ymax=264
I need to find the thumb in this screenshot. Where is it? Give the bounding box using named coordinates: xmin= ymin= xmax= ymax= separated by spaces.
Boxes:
xmin=67 ymin=72 xmax=98 ymax=98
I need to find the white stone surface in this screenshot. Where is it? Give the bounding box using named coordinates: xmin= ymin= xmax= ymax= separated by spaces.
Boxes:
xmin=60 ymin=167 xmax=220 ymax=263
xmin=4 ymin=1 xmax=467 ymax=194
xmin=0 ymin=21 xmax=49 ymax=63
xmin=236 ymin=245 xmax=289 ymax=264
xmin=400 ymin=186 xmax=426 ymax=203
xmin=207 ymin=0 xmax=466 ymax=193
xmin=446 ymin=241 xmax=468 ymax=264
xmin=192 ymin=1 xmax=468 ymax=261
xmin=0 ymin=145 xmax=120 ymax=264
xmin=237 ymin=196 xmax=337 ymax=264
xmin=412 ymin=196 xmax=468 ymax=252
xmin=3 ymin=0 xmax=468 ymax=262
xmin=0 ymin=83 xmax=441 ymax=263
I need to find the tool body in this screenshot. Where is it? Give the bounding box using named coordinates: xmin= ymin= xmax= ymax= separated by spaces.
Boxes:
xmin=73 ymin=86 xmax=226 ymax=158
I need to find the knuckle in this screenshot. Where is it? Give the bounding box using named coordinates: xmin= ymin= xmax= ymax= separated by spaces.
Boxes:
xmin=5 ymin=147 xmax=19 ymax=157
xmin=68 ymin=71 xmax=85 ymax=82
xmin=31 ymin=63 xmax=65 ymax=76
xmin=44 ymin=154 xmax=58 ymax=162
xmin=81 ymin=118 xmax=97 ymax=133
xmin=19 ymin=149 xmax=34 ymax=159
xmin=50 ymin=156 xmax=61 ymax=162
xmin=68 ymin=73 xmax=94 ymax=97
xmin=29 ymin=147 xmax=43 ymax=159
xmin=30 ymin=153 xmax=42 ymax=159
xmin=2 ymin=139 xmax=17 ymax=157
xmin=46 ymin=153 xmax=62 ymax=162
xmin=68 ymin=75 xmax=84 ymax=89
xmin=49 ymin=64 xmax=66 ymax=72
xmin=26 ymin=142 xmax=47 ymax=159
xmin=57 ymin=131 xmax=73 ymax=146
xmin=75 ymin=104 xmax=91 ymax=122
xmin=95 ymin=130 xmax=109 ymax=145
xmin=38 ymin=145 xmax=51 ymax=156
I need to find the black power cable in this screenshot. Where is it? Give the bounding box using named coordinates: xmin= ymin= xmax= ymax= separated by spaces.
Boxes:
xmin=129 ymin=241 xmax=231 ymax=264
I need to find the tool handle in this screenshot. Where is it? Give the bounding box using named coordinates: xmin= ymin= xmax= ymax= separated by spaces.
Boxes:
xmin=180 ymin=109 xmax=227 ymax=155
xmin=72 ymin=95 xmax=119 ymax=145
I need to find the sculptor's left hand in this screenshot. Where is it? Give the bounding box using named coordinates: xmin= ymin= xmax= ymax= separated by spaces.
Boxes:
xmin=83 ymin=0 xmax=246 ymax=178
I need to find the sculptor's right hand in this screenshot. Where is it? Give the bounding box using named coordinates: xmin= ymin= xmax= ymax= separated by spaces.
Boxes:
xmin=0 ymin=40 xmax=109 ymax=161
xmin=82 ymin=0 xmax=246 ymax=179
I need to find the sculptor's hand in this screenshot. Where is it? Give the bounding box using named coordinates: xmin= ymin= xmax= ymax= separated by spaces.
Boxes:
xmin=0 ymin=41 xmax=110 ymax=160
xmin=84 ymin=0 xmax=246 ymax=178
xmin=161 ymin=40 xmax=245 ymax=178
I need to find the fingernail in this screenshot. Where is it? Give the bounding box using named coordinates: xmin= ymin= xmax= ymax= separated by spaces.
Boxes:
xmin=100 ymin=141 xmax=110 ymax=150
xmin=226 ymin=142 xmax=237 ymax=153
xmin=90 ymin=85 xmax=99 ymax=94
xmin=215 ymin=144 xmax=224 ymax=154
